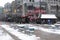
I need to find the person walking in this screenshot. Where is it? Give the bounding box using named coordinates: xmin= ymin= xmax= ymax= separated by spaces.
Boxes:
xmin=48 ymin=19 xmax=51 ymax=24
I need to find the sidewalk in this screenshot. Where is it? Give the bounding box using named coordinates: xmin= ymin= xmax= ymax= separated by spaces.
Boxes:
xmin=32 ymin=24 xmax=53 ymax=28
xmin=1 ymin=24 xmax=38 ymax=40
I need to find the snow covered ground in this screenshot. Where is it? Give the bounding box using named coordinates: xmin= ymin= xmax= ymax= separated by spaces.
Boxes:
xmin=0 ymin=27 xmax=14 ymax=40
xmin=1 ymin=24 xmax=38 ymax=40
xmin=10 ymin=24 xmax=60 ymax=34
xmin=27 ymin=24 xmax=60 ymax=35
xmin=38 ymin=27 xmax=60 ymax=34
xmin=2 ymin=24 xmax=60 ymax=40
xmin=21 ymin=24 xmax=60 ymax=35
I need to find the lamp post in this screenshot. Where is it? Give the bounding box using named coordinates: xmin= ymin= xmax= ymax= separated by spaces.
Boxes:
xmin=56 ymin=5 xmax=59 ymax=20
xmin=56 ymin=5 xmax=58 ymax=14
xmin=22 ymin=0 xmax=25 ymax=16
xmin=39 ymin=1 xmax=41 ymax=18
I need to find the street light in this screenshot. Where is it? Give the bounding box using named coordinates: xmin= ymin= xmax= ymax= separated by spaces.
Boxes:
xmin=56 ymin=5 xmax=58 ymax=17
xmin=22 ymin=0 xmax=25 ymax=16
xmin=39 ymin=1 xmax=41 ymax=18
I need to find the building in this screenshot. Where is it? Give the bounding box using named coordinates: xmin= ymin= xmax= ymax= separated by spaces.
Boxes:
xmin=57 ymin=0 xmax=60 ymax=18
xmin=0 ymin=6 xmax=3 ymax=14
xmin=15 ymin=0 xmax=23 ymax=16
xmin=41 ymin=14 xmax=57 ymax=24
xmin=11 ymin=1 xmax=16 ymax=14
xmin=4 ymin=3 xmax=12 ymax=14
xmin=46 ymin=0 xmax=60 ymax=20
xmin=14 ymin=0 xmax=48 ymax=16
xmin=22 ymin=0 xmax=48 ymax=19
xmin=15 ymin=0 xmax=60 ymax=20
xmin=0 ymin=7 xmax=5 ymax=21
xmin=47 ymin=0 xmax=58 ymax=14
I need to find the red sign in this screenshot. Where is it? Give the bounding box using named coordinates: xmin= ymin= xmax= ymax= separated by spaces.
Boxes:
xmin=33 ymin=9 xmax=46 ymax=14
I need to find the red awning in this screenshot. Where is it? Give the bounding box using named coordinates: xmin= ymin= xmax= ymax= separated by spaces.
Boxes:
xmin=33 ymin=9 xmax=46 ymax=14
xmin=21 ymin=16 xmax=26 ymax=18
xmin=35 ymin=7 xmax=40 ymax=10
xmin=30 ymin=17 xmax=34 ymax=21
xmin=26 ymin=13 xmax=33 ymax=16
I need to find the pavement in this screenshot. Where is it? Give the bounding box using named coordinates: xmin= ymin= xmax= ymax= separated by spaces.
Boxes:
xmin=1 ymin=24 xmax=38 ymax=40
xmin=0 ymin=22 xmax=60 ymax=40
xmin=32 ymin=24 xmax=52 ymax=28
xmin=0 ymin=22 xmax=38 ymax=40
xmin=0 ymin=26 xmax=14 ymax=40
xmin=2 ymin=27 xmax=21 ymax=40
xmin=33 ymin=24 xmax=60 ymax=40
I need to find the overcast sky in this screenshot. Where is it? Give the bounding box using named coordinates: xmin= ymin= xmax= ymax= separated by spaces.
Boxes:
xmin=0 ymin=0 xmax=14 ymax=7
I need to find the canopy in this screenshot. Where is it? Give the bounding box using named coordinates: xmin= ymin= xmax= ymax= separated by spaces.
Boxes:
xmin=41 ymin=14 xmax=57 ymax=19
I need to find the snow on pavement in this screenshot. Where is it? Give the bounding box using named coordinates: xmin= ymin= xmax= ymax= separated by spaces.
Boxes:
xmin=0 ymin=27 xmax=14 ymax=40
xmin=38 ymin=26 xmax=60 ymax=34
xmin=0 ymin=34 xmax=14 ymax=40
xmin=24 ymin=24 xmax=60 ymax=35
xmin=27 ymin=24 xmax=60 ymax=35
xmin=1 ymin=24 xmax=38 ymax=40
xmin=2 ymin=24 xmax=60 ymax=35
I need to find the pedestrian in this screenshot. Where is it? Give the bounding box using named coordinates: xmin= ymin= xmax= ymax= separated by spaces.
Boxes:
xmin=42 ymin=20 xmax=45 ymax=24
xmin=48 ymin=19 xmax=51 ymax=24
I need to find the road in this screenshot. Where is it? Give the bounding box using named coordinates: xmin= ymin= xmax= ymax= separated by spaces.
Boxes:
xmin=0 ymin=26 xmax=14 ymax=40
xmin=33 ymin=24 xmax=60 ymax=40
xmin=0 ymin=22 xmax=22 ymax=40
xmin=0 ymin=22 xmax=38 ymax=40
xmin=0 ymin=22 xmax=60 ymax=40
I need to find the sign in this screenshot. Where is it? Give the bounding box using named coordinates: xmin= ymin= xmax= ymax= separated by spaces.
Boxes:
xmin=33 ymin=9 xmax=46 ymax=14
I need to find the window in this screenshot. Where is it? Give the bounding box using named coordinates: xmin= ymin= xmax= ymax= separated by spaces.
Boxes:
xmin=54 ymin=0 xmax=57 ymax=1
xmin=32 ymin=0 xmax=34 ymax=2
xmin=18 ymin=1 xmax=20 ymax=3
xmin=40 ymin=7 xmax=46 ymax=10
xmin=50 ymin=6 xmax=57 ymax=10
xmin=27 ymin=5 xmax=34 ymax=10
xmin=58 ymin=6 xmax=60 ymax=9
xmin=29 ymin=0 xmax=34 ymax=2
xmin=59 ymin=0 xmax=60 ymax=2
xmin=51 ymin=11 xmax=56 ymax=14
xmin=48 ymin=0 xmax=53 ymax=2
xmin=29 ymin=0 xmax=31 ymax=2
xmin=40 ymin=5 xmax=46 ymax=10
xmin=36 ymin=14 xmax=39 ymax=17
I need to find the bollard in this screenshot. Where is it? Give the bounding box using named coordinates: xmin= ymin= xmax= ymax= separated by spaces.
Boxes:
xmin=18 ymin=26 xmax=25 ymax=33
xmin=28 ymin=28 xmax=35 ymax=36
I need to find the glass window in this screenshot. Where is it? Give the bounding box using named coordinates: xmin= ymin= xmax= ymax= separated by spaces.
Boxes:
xmin=29 ymin=0 xmax=34 ymax=2
xmin=40 ymin=7 xmax=46 ymax=10
xmin=50 ymin=6 xmax=57 ymax=10
xmin=32 ymin=0 xmax=34 ymax=2
xmin=18 ymin=1 xmax=20 ymax=3
xmin=54 ymin=0 xmax=57 ymax=1
xmin=59 ymin=0 xmax=60 ymax=2
xmin=51 ymin=11 xmax=56 ymax=14
xmin=29 ymin=0 xmax=31 ymax=2
xmin=27 ymin=5 xmax=34 ymax=10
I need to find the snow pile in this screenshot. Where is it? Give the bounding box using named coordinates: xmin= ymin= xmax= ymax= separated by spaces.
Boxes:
xmin=41 ymin=14 xmax=57 ymax=19
xmin=1 ymin=25 xmax=38 ymax=40
xmin=39 ymin=27 xmax=60 ymax=34
xmin=0 ymin=34 xmax=14 ymax=40
xmin=27 ymin=24 xmax=39 ymax=30
xmin=0 ymin=26 xmax=14 ymax=40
